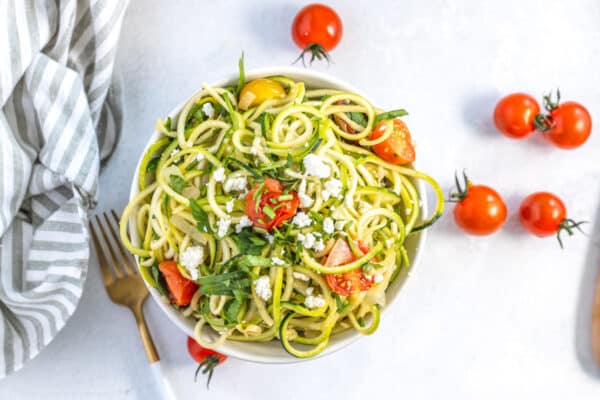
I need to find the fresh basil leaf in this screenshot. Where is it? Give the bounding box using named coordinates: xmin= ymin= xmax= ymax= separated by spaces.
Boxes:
xmin=169 ymin=175 xmax=188 ymax=194
xmin=151 ymin=261 xmax=169 ymax=298
xmin=234 ymin=230 xmax=267 ymax=256
xmin=348 ymin=112 xmax=367 ymax=127
xmin=146 ymin=156 xmax=160 ymax=173
xmin=189 ymin=199 xmax=211 ymax=233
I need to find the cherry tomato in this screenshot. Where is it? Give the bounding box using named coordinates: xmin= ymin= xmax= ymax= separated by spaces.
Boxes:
xmin=292 ymin=4 xmax=343 ymax=64
xmin=542 ymin=102 xmax=592 ymax=149
xmin=324 ymin=238 xmax=374 ymax=296
xmin=493 ymin=93 xmax=540 ymax=139
xmin=187 ymin=336 xmax=227 ymax=388
xmin=451 ymin=173 xmax=507 ymax=236
xmin=519 ymin=192 xmax=566 ymax=237
xmin=158 ymin=261 xmax=198 ymax=306
xmin=245 ymin=178 xmax=299 ymax=231
xmin=238 ymin=78 xmax=285 ymax=110
xmin=370 ymin=119 xmax=416 ymax=165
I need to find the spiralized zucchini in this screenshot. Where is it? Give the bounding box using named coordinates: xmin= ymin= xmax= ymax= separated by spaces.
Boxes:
xmin=120 ymin=61 xmax=444 ymax=358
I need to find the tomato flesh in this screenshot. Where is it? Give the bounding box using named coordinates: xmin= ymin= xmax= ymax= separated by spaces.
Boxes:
xmin=494 ymin=93 xmax=540 ymax=139
xmin=543 ymin=102 xmax=592 ymax=149
xmin=245 ymin=178 xmax=299 ymax=231
xmin=519 ymin=192 xmax=566 ymax=237
xmin=324 ymin=238 xmax=374 ymax=296
xmin=453 ymin=185 xmax=507 ymax=235
xmin=370 ymin=119 xmax=416 ymax=165
xmin=158 ymin=261 xmax=198 ymax=306
xmin=292 ymin=4 xmax=343 ymax=51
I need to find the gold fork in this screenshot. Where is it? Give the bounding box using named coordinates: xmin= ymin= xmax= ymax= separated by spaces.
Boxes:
xmin=89 ymin=210 xmax=174 ymax=399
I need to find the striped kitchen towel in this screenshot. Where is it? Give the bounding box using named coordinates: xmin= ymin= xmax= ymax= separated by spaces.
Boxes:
xmin=0 ymin=0 xmax=129 ymax=378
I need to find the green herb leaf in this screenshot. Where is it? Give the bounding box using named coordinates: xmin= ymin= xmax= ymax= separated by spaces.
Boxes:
xmin=146 ymin=156 xmax=160 ymax=173
xmin=151 ymin=261 xmax=169 ymax=298
xmin=169 ymin=175 xmax=188 ymax=194
xmin=224 ymin=297 xmax=244 ymax=323
xmin=234 ymin=230 xmax=268 ymax=256
xmin=263 ymin=205 xmax=275 ymax=220
xmin=348 ymin=112 xmax=367 ymax=127
xmin=190 ymin=199 xmax=211 ymax=233
xmin=164 ymin=117 xmax=172 ymax=131
xmin=198 ymin=271 xmax=251 ymax=297
xmin=236 ymin=52 xmax=245 ymax=97
xmin=374 ymin=109 xmax=409 ymax=124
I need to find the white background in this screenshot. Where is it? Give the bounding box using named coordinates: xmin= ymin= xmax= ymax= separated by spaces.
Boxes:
xmin=3 ymin=0 xmax=600 ymax=398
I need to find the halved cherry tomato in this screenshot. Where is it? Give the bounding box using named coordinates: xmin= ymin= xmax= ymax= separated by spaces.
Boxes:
xmin=245 ymin=178 xmax=299 ymax=231
xmin=238 ymin=78 xmax=285 ymax=110
xmin=187 ymin=336 xmax=227 ymax=388
xmin=451 ymin=172 xmax=507 ymax=236
xmin=324 ymin=238 xmax=374 ymax=296
xmin=493 ymin=93 xmax=540 ymax=139
xmin=370 ymin=119 xmax=416 ymax=165
xmin=158 ymin=261 xmax=198 ymax=306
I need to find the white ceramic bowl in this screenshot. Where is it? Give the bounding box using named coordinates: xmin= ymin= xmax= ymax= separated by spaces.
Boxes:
xmin=127 ymin=67 xmax=428 ymax=363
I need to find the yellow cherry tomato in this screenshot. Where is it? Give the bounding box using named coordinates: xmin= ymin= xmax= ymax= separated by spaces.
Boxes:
xmin=238 ymin=78 xmax=285 ymax=110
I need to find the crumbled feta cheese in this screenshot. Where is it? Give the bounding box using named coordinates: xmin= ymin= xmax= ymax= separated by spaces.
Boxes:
xmin=253 ymin=276 xmax=272 ymax=301
xmin=358 ymin=200 xmax=372 ymax=213
xmin=225 ymin=200 xmax=235 ymax=213
xmin=335 ymin=220 xmax=346 ymax=231
xmin=292 ymin=211 xmax=312 ymax=228
xmin=303 ymin=154 xmax=331 ymax=178
xmin=293 ymin=272 xmax=310 ymax=281
xmin=213 ymin=167 xmax=226 ymax=183
xmin=322 ymin=217 xmax=334 ymax=234
xmin=304 ymin=294 xmax=326 ymax=309
xmin=223 ymin=176 xmax=247 ymax=193
xmin=386 ymin=238 xmax=394 ymax=247
xmin=306 ymin=287 xmax=314 ymax=295
xmin=374 ymin=273 xmax=384 ymax=283
xmin=299 ymin=232 xmax=316 ymax=249
xmin=169 ymin=147 xmax=179 ymax=158
xmin=179 ymin=246 xmax=203 ymax=280
xmin=322 ymin=178 xmax=343 ymax=201
xmin=271 ymin=257 xmax=285 ymax=266
xmin=265 ymin=234 xmax=274 ymax=244
xmin=196 ymin=153 xmax=204 ymax=162
xmin=216 ymin=217 xmax=231 ymax=237
xmin=250 ymin=136 xmax=262 ymax=155
xmin=298 ymin=179 xmax=314 ymax=209
xmin=235 ymin=215 xmax=253 ymax=233
xmin=313 ymin=232 xmax=322 ymax=237
xmin=313 ymin=239 xmax=325 ymax=252
xmin=202 ymin=102 xmax=214 ymax=118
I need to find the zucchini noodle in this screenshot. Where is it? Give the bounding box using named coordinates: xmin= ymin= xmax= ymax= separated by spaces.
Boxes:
xmin=120 ymin=61 xmax=444 ymax=359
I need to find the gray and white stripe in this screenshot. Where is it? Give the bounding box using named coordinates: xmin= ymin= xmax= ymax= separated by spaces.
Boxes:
xmin=0 ymin=0 xmax=128 ymax=378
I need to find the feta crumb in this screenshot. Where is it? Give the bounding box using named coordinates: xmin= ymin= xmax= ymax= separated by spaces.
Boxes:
xmin=223 ymin=176 xmax=247 ymax=193
xmin=374 ymin=273 xmax=384 ymax=283
xmin=169 ymin=147 xmax=179 ymax=158
xmin=265 ymin=234 xmax=274 ymax=244
xmin=299 ymin=232 xmax=316 ymax=249
xmin=216 ymin=217 xmax=231 ymax=237
xmin=322 ymin=178 xmax=343 ymax=201
xmin=253 ymin=276 xmax=272 ymax=301
xmin=303 ymin=154 xmax=331 ymax=178
xmin=179 ymin=246 xmax=203 ymax=280
xmin=213 ymin=167 xmax=226 ymax=183
xmin=202 ymin=102 xmax=215 ymax=118
xmin=292 ymin=211 xmax=312 ymax=228
xmin=235 ymin=215 xmax=253 ymax=233
xmin=196 ymin=153 xmax=204 ymax=162
xmin=271 ymin=257 xmax=285 ymax=266
xmin=322 ymin=217 xmax=334 ymax=234
xmin=225 ymin=200 xmax=234 ymax=213
xmin=293 ymin=272 xmax=310 ymax=281
xmin=335 ymin=220 xmax=346 ymax=231
xmin=250 ymin=136 xmax=262 ymax=155
xmin=304 ymin=294 xmax=326 ymax=309
xmin=358 ymin=200 xmax=372 ymax=213
xmin=313 ymin=239 xmax=325 ymax=252
xmin=385 ymin=238 xmax=394 ymax=247
xmin=306 ymin=286 xmax=314 ymax=295
xmin=298 ymin=179 xmax=314 ymax=209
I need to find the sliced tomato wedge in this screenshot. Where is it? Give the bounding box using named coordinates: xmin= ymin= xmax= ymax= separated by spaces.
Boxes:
xmin=245 ymin=178 xmax=299 ymax=231
xmin=324 ymin=238 xmax=374 ymax=296
xmin=370 ymin=118 xmax=415 ymax=165
xmin=158 ymin=260 xmax=198 ymax=306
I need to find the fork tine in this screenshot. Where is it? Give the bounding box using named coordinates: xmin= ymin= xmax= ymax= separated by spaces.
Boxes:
xmin=89 ymin=219 xmax=115 ymax=286
xmin=95 ymin=215 xmax=124 ymax=279
xmin=103 ymin=211 xmax=136 ymax=276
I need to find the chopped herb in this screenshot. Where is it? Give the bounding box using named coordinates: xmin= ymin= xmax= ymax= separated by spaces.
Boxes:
xmin=334 ymin=293 xmax=351 ymax=313
xmin=198 ymin=271 xmax=251 ymax=297
xmin=374 ymin=109 xmax=409 ymax=124
xmin=357 ymin=317 xmax=366 ymax=327
xmin=310 ymin=211 xmax=324 ymax=223
xmin=348 ymin=112 xmax=367 ymax=127
xmin=234 ymin=230 xmax=267 ymax=256
xmin=278 ymin=194 xmax=293 ymax=201
xmin=190 ymin=199 xmax=211 ymax=233
xmin=164 ymin=117 xmax=172 ymax=131
xmin=163 ymin=195 xmax=171 ymax=219
xmin=235 ymin=52 xmax=245 ymax=97
xmin=186 ymin=159 xmax=199 ymax=171
xmin=146 ymin=156 xmax=160 ymax=173
xmin=260 ymin=112 xmax=272 ymax=138
xmin=151 ymin=261 xmax=169 ymax=298
xmin=169 ymin=175 xmax=188 ymax=194
xmin=225 ymin=157 xmax=262 ymax=180
xmin=224 ymin=295 xmax=245 ymax=323
xmin=263 ymin=205 xmax=275 ymax=220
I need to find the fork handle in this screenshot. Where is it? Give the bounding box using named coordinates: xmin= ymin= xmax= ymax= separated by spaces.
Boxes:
xmin=134 ymin=304 xmax=160 ymax=363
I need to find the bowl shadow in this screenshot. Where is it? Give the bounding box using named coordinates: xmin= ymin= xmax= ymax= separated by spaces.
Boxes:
xmin=574 ymin=196 xmax=600 ymax=377
xmin=461 ymin=90 xmax=502 ymax=137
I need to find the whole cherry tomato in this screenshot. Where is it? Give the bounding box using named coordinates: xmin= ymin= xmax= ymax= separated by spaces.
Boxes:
xmin=494 ymin=93 xmax=540 ymax=139
xmin=187 ymin=336 xmax=227 ymax=388
xmin=292 ymin=4 xmax=343 ymax=64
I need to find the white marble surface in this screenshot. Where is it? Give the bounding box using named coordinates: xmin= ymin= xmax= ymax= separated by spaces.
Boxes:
xmin=3 ymin=0 xmax=600 ymax=398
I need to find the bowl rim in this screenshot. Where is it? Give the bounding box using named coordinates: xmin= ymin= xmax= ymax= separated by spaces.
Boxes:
xmin=127 ymin=66 xmax=428 ymax=363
